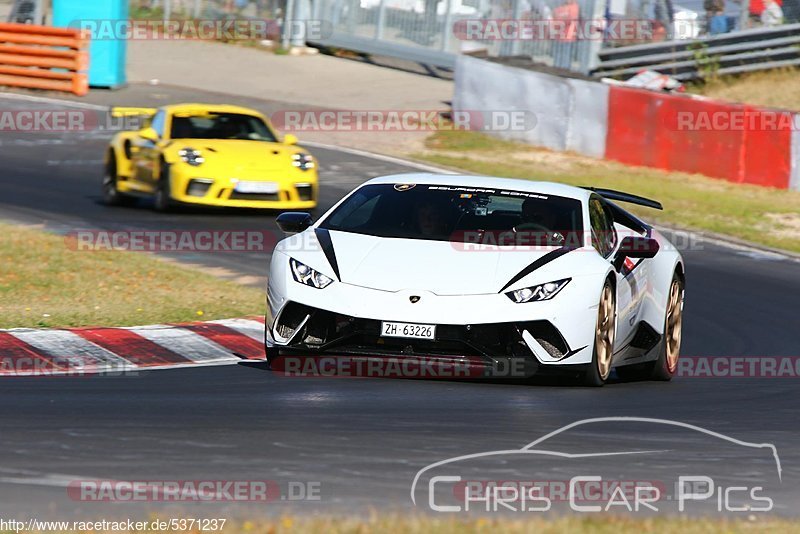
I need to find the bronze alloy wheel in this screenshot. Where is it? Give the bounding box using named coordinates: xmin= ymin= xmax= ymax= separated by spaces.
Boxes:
xmin=665 ymin=278 xmax=684 ymax=373
xmin=595 ymin=283 xmax=616 ymax=381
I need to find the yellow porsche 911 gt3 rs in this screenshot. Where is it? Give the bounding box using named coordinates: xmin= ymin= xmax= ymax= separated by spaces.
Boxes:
xmin=103 ymin=104 xmax=318 ymax=211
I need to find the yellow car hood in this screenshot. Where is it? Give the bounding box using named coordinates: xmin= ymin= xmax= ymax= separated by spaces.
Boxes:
xmin=170 ymin=139 xmax=304 ymax=172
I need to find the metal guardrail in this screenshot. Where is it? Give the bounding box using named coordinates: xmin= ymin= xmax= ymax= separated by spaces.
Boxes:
xmin=592 ymin=22 xmax=800 ymax=80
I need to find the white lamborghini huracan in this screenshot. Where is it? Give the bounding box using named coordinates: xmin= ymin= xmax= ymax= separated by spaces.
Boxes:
xmin=266 ymin=174 xmax=685 ymax=386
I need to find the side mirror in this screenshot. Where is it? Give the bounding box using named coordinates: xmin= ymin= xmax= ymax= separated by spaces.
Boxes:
xmin=284 ymin=133 xmax=299 ymax=145
xmin=139 ymin=127 xmax=159 ymax=143
xmin=276 ymin=212 xmax=313 ymax=234
xmin=613 ymin=236 xmax=659 ymax=270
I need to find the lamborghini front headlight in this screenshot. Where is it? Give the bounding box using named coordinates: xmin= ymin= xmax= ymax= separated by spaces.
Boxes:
xmin=290 ymin=258 xmax=333 ymax=289
xmin=506 ymin=278 xmax=570 ymax=303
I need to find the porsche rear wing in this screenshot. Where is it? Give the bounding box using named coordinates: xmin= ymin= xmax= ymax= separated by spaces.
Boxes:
xmin=110 ymin=107 xmax=157 ymax=118
xmin=582 ymin=187 xmax=663 ymax=210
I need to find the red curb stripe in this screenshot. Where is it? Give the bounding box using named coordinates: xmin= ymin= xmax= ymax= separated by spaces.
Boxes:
xmin=0 ymin=331 xmax=63 ymax=374
xmin=247 ymin=316 xmax=266 ymax=324
xmin=71 ymin=327 xmax=194 ymax=366
xmin=179 ymin=323 xmax=265 ymax=360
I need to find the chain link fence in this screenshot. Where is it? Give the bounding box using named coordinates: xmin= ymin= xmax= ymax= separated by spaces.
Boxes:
xmin=312 ymin=0 xmax=605 ymax=70
xmin=309 ymin=0 xmax=800 ymax=71
xmin=2 ymin=0 xmax=796 ymax=73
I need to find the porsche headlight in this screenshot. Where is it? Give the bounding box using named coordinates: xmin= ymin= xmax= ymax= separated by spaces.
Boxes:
xmin=292 ymin=153 xmax=315 ymax=171
xmin=506 ymin=278 xmax=570 ymax=303
xmin=290 ymin=258 xmax=333 ymax=289
xmin=179 ymin=147 xmax=204 ymax=166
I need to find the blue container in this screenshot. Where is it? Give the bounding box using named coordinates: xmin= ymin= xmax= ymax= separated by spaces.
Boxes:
xmin=52 ymin=0 xmax=128 ymax=88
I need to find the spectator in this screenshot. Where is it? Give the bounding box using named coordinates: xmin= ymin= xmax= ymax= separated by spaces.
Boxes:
xmin=704 ymin=0 xmax=728 ymax=33
xmin=748 ymin=0 xmax=784 ymax=26
xmin=762 ymin=0 xmax=785 ymax=25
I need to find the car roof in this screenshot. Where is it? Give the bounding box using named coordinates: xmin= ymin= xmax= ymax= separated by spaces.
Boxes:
xmin=364 ymin=173 xmax=592 ymax=202
xmin=163 ymin=103 xmax=263 ymax=117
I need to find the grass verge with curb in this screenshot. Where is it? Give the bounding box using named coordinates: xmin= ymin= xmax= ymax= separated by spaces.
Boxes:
xmin=0 ymin=222 xmax=264 ymax=329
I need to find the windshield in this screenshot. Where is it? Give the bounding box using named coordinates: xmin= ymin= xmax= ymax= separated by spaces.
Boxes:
xmin=170 ymin=112 xmax=277 ymax=142
xmin=320 ymin=183 xmax=584 ymax=246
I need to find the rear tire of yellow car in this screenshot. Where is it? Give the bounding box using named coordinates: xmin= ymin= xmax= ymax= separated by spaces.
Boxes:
xmin=154 ymin=162 xmax=172 ymax=212
xmin=102 ymin=153 xmax=132 ymax=207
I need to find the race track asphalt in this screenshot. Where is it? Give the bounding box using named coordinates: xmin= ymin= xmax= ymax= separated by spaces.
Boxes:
xmin=0 ymin=93 xmax=798 ymax=520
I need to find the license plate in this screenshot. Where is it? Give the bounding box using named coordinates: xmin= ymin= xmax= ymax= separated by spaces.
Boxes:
xmin=381 ymin=321 xmax=435 ymax=340
xmin=234 ymin=181 xmax=279 ymax=194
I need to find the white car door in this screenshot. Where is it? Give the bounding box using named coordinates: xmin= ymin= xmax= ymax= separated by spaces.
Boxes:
xmin=589 ymin=196 xmax=639 ymax=347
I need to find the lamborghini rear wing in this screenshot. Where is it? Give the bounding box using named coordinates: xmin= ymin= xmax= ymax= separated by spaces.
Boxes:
xmin=582 ymin=187 xmax=663 ymax=210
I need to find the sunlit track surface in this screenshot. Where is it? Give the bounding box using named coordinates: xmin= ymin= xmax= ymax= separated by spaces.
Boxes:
xmin=0 ymin=94 xmax=799 ymax=518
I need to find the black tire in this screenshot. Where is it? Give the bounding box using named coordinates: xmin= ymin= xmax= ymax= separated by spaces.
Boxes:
xmin=616 ymin=271 xmax=684 ymax=382
xmin=265 ymin=345 xmax=279 ymax=367
xmin=263 ymin=314 xmax=280 ymax=367
xmin=153 ymin=161 xmax=172 ymax=212
xmin=614 ymin=361 xmax=653 ymax=381
xmin=102 ymin=153 xmax=131 ymax=206
xmin=582 ymin=278 xmax=616 ymax=387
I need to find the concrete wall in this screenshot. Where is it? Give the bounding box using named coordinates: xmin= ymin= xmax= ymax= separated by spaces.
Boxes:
xmin=453 ymin=55 xmax=608 ymax=159
xmin=455 ymin=55 xmax=798 ymax=191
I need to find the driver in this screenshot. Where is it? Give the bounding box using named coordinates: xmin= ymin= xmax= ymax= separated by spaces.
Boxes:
xmin=414 ymin=200 xmax=448 ymax=237
xmin=214 ymin=117 xmax=240 ymax=139
xmin=515 ymin=198 xmax=563 ymax=246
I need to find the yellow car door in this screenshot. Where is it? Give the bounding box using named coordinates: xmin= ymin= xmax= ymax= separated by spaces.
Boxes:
xmin=133 ymin=109 xmax=168 ymax=193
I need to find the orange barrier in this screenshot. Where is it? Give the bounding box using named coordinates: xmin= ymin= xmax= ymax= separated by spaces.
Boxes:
xmin=0 ymin=22 xmax=89 ymax=96
xmin=606 ymin=85 xmax=793 ymax=189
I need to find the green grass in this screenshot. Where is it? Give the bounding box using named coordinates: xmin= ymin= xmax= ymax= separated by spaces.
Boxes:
xmin=688 ymin=68 xmax=800 ymax=111
xmin=0 ymin=223 xmax=265 ymax=329
xmin=414 ymin=130 xmax=800 ymax=253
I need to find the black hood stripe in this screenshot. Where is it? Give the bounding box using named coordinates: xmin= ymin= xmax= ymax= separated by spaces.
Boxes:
xmin=314 ymin=228 xmax=341 ymax=281
xmin=499 ymin=247 xmax=576 ymax=293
